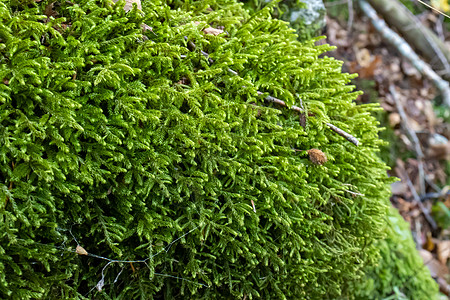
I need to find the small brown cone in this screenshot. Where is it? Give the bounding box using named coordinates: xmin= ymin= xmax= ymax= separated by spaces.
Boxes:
xmin=307 ymin=149 xmax=327 ymax=165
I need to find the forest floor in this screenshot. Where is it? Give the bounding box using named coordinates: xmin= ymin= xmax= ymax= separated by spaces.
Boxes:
xmin=322 ymin=3 xmax=450 ymax=296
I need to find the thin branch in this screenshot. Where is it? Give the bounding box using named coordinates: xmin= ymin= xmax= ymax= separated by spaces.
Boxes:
xmin=420 ymin=190 xmax=450 ymax=201
xmin=184 ymin=37 xmax=362 ymax=146
xmin=347 ymin=0 xmax=354 ymax=32
xmin=389 ymin=85 xmax=426 ymax=195
xmin=416 ymin=0 xmax=450 ymax=19
xmin=256 ymin=91 xmax=304 ymax=113
xmin=404 ymin=171 xmax=438 ymax=230
xmin=184 ymin=37 xmax=303 ymax=112
xmin=360 ymin=0 xmax=450 ymax=107
xmin=326 ymin=123 xmax=359 ymax=146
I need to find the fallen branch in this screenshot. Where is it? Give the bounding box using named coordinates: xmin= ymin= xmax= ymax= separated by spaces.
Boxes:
xmin=360 ymin=0 xmax=450 ymax=108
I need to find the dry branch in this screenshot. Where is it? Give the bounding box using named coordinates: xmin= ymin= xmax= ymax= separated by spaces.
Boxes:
xmin=359 ymin=0 xmax=450 ymax=108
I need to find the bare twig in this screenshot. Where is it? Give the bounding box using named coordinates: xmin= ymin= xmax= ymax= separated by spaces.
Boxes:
xmin=184 ymin=37 xmax=362 ymax=146
xmin=256 ymin=91 xmax=303 ymax=113
xmin=326 ymin=123 xmax=359 ymax=146
xmin=389 ymin=85 xmax=426 ymax=195
xmin=404 ymin=171 xmax=438 ymax=230
xmin=360 ymin=0 xmax=450 ymax=107
xmin=416 ymin=0 xmax=450 ymax=19
xmin=347 ymin=0 xmax=354 ymax=32
xmin=420 ymin=190 xmax=450 ymax=201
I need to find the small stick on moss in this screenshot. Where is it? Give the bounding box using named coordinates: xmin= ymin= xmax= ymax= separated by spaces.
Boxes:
xmin=184 ymin=38 xmax=303 ymax=112
xmin=256 ymin=91 xmax=303 ymax=113
xmin=326 ymin=123 xmax=359 ymax=146
xmin=184 ymin=38 xmax=361 ymax=146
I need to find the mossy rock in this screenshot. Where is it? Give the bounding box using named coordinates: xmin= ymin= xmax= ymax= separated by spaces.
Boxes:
xmin=0 ymin=0 xmax=437 ymax=299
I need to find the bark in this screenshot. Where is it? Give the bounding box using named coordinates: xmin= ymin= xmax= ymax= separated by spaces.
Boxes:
xmin=367 ymin=0 xmax=450 ymax=80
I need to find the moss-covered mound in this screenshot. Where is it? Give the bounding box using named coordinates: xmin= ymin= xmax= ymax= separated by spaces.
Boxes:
xmin=0 ymin=0 xmax=434 ymax=299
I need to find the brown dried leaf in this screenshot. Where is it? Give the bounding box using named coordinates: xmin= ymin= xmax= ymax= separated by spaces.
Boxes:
xmin=349 ymin=49 xmax=382 ymax=79
xmin=391 ymin=181 xmax=407 ymax=195
xmin=76 ymin=245 xmax=88 ymax=255
xmin=427 ymin=134 xmax=450 ymax=160
xmin=419 ymin=249 xmax=449 ymax=278
xmin=438 ymin=240 xmax=450 ymax=264
xmin=355 ymin=48 xmax=372 ymax=67
xmin=388 ymin=112 xmax=401 ymax=128
xmin=401 ymin=60 xmax=421 ymax=78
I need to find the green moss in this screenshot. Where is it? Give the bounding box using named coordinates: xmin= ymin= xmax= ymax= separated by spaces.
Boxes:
xmin=244 ymin=0 xmax=326 ymax=41
xmin=353 ymin=206 xmax=439 ymax=300
xmin=0 ymin=0 xmax=435 ymax=299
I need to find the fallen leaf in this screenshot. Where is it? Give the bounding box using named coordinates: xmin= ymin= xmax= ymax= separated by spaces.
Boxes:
xmin=203 ymin=27 xmax=224 ymax=36
xmin=419 ymin=249 xmax=449 ymax=278
xmin=427 ymin=134 xmax=450 ymax=160
xmin=391 ymin=181 xmax=408 ymax=195
xmin=355 ymin=48 xmax=372 ymax=67
xmin=401 ymin=60 xmax=421 ymax=78
xmin=438 ymin=240 xmax=450 ymax=264
xmin=388 ymin=112 xmax=401 ymax=128
xmin=76 ymin=245 xmax=88 ymax=255
xmin=349 ymin=49 xmax=382 ymax=78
